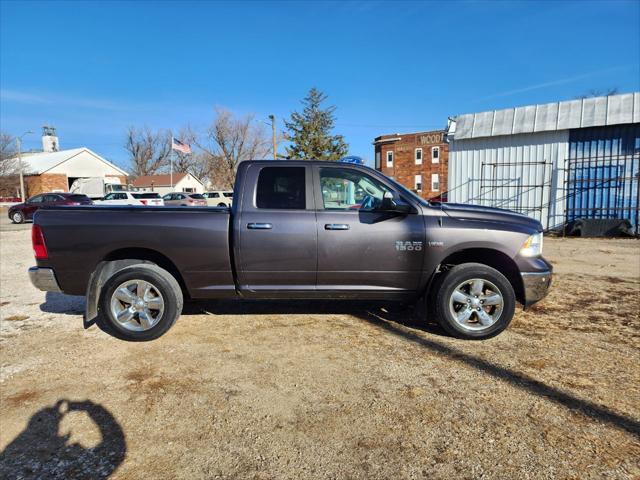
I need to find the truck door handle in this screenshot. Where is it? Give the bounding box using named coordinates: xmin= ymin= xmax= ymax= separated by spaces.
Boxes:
xmin=325 ymin=224 xmax=350 ymax=230
xmin=247 ymin=223 xmax=272 ymax=230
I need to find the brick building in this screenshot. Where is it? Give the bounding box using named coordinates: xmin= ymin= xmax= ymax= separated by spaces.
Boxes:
xmin=373 ymin=130 xmax=448 ymax=200
xmin=22 ymin=147 xmax=128 ymax=198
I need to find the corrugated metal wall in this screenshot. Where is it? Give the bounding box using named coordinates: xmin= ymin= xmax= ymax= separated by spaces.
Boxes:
xmin=448 ymin=130 xmax=569 ymax=230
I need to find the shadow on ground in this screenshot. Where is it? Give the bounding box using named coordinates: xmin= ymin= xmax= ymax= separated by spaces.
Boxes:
xmin=0 ymin=399 xmax=126 ymax=479
xmin=40 ymin=292 xmax=85 ymax=315
xmin=189 ymin=299 xmax=640 ymax=439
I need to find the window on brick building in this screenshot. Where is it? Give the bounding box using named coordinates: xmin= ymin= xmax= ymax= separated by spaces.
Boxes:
xmin=431 ymin=173 xmax=440 ymax=192
xmin=432 ymin=146 xmax=440 ymax=163
xmin=386 ymin=151 xmax=393 ymax=167
xmin=415 ymin=174 xmax=422 ymax=192
xmin=375 ymin=151 xmax=381 ymax=169
xmin=415 ymin=148 xmax=422 ymax=165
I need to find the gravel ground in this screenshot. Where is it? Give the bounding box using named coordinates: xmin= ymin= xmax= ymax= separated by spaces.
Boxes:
xmin=0 ymin=225 xmax=639 ymax=479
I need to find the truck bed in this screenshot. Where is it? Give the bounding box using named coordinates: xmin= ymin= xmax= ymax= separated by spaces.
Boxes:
xmin=34 ymin=206 xmax=235 ymax=297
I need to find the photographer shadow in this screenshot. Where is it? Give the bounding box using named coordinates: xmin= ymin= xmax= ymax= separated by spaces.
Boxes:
xmin=0 ymin=399 xmax=126 ymax=479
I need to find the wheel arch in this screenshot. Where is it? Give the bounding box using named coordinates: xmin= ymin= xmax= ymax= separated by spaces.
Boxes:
xmin=102 ymin=248 xmax=188 ymax=296
xmin=85 ymin=248 xmax=189 ymax=326
xmin=432 ymin=248 xmax=524 ymax=305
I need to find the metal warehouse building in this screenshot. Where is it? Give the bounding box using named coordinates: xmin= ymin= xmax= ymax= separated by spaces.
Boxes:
xmin=446 ymin=93 xmax=640 ymax=233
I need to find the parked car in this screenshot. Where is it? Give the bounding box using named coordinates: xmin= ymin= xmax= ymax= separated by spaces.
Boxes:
xmin=29 ymin=160 xmax=552 ymax=341
xmin=162 ymin=192 xmax=207 ymax=206
xmin=94 ymin=192 xmax=164 ymax=206
xmin=131 ymin=193 xmax=164 ymax=206
xmin=202 ymin=191 xmax=233 ymax=207
xmin=8 ymin=193 xmax=92 ymax=224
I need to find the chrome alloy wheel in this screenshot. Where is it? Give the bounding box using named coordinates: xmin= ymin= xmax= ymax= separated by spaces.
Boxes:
xmin=12 ymin=211 xmax=24 ymax=223
xmin=110 ymin=279 xmax=164 ymax=332
xmin=448 ymin=278 xmax=504 ymax=332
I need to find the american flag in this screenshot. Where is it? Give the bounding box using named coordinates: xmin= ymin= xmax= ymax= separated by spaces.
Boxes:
xmin=171 ymin=137 xmax=192 ymax=154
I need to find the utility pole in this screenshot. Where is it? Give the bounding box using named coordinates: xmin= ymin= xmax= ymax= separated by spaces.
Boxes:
xmin=17 ymin=138 xmax=25 ymax=201
xmin=268 ymin=115 xmax=277 ymax=160
xmin=16 ymin=131 xmax=33 ymax=201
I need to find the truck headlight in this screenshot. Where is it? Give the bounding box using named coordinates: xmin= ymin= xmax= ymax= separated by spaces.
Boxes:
xmin=520 ymin=232 xmax=543 ymax=257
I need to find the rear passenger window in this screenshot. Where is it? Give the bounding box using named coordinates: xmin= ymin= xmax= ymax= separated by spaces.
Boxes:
xmin=256 ymin=167 xmax=306 ymax=209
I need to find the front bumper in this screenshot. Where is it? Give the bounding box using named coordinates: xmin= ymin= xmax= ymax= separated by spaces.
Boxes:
xmin=28 ymin=267 xmax=62 ymax=293
xmin=521 ymin=270 xmax=552 ymax=309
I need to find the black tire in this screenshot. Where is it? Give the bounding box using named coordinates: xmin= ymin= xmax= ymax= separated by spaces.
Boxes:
xmin=11 ymin=211 xmax=24 ymax=224
xmin=217 ymin=203 xmax=226 ymax=207
xmin=98 ymin=263 xmax=183 ymax=341
xmin=431 ymin=263 xmax=515 ymax=340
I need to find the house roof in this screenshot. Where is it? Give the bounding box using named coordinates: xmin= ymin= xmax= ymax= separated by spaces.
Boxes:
xmin=448 ymin=92 xmax=640 ymax=141
xmin=22 ymin=147 xmax=129 ymax=176
xmin=132 ymin=172 xmax=203 ymax=187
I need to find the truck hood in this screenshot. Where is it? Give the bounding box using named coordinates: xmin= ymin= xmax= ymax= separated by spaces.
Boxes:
xmin=439 ymin=203 xmax=542 ymax=232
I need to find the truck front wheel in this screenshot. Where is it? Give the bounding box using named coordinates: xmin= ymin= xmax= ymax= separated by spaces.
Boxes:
xmin=99 ymin=264 xmax=183 ymax=341
xmin=432 ymin=263 xmax=515 ymax=340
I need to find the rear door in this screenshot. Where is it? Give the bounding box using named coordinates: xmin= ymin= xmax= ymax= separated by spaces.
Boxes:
xmin=235 ymin=164 xmax=317 ymax=295
xmin=43 ymin=194 xmax=63 ymax=206
xmin=313 ymin=165 xmax=425 ymax=295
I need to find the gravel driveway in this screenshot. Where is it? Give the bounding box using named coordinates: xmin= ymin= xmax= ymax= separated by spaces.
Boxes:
xmin=0 ymin=227 xmax=638 ymax=479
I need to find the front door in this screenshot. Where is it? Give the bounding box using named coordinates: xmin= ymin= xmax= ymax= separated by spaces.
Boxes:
xmin=24 ymin=195 xmax=44 ymax=219
xmin=235 ymin=164 xmax=317 ymax=295
xmin=313 ymin=165 xmax=425 ymax=295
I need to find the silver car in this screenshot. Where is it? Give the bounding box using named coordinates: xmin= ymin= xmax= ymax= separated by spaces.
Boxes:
xmin=162 ymin=192 xmax=207 ymax=207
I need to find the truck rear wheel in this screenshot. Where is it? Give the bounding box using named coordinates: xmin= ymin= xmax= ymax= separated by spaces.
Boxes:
xmin=99 ymin=264 xmax=183 ymax=341
xmin=432 ymin=263 xmax=515 ymax=340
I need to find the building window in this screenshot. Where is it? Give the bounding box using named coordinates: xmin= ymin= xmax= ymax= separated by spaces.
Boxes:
xmin=386 ymin=151 xmax=393 ymax=167
xmin=432 ymin=146 xmax=440 ymax=163
xmin=415 ymin=148 xmax=422 ymax=165
xmin=375 ymin=151 xmax=381 ymax=169
xmin=415 ymin=174 xmax=422 ymax=192
xmin=431 ymin=173 xmax=440 ymax=192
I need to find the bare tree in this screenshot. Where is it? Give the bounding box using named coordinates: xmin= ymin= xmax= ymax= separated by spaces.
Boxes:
xmin=125 ymin=127 xmax=171 ymax=178
xmin=0 ymin=132 xmax=25 ymax=197
xmin=576 ymin=88 xmax=619 ymax=99
xmin=196 ymin=108 xmax=271 ymax=189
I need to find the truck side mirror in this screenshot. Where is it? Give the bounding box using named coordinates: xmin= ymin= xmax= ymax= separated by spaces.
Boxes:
xmin=380 ymin=191 xmax=412 ymax=214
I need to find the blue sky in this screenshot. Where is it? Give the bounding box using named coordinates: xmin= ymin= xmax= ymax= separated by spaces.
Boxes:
xmin=1 ymin=0 xmax=639 ymax=170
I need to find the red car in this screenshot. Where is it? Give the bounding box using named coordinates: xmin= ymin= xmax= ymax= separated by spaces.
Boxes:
xmin=8 ymin=193 xmax=93 ymax=224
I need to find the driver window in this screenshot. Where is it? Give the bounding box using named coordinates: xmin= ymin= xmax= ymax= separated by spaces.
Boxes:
xmin=320 ymin=168 xmax=390 ymax=211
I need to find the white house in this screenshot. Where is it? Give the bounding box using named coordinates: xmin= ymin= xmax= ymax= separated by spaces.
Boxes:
xmin=132 ymin=172 xmax=205 ymax=195
xmin=22 ymin=147 xmax=128 ymax=197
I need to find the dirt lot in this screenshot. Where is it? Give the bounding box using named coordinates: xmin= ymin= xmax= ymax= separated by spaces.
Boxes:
xmin=0 ymin=224 xmax=639 ymax=479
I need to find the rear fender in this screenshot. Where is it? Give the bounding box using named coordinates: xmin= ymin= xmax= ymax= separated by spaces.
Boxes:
xmin=84 ymin=259 xmax=153 ymax=327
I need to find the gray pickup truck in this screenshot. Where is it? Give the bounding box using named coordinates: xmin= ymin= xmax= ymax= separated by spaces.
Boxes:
xmin=29 ymin=160 xmax=552 ymax=341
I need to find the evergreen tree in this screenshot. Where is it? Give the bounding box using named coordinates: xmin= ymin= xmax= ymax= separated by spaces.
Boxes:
xmin=284 ymin=88 xmax=349 ymax=160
